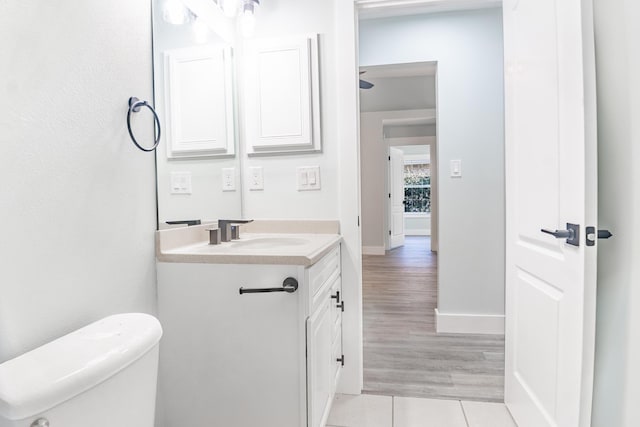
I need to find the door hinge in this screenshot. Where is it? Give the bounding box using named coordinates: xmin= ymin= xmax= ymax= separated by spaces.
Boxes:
xmin=337 ymin=355 xmax=345 ymax=366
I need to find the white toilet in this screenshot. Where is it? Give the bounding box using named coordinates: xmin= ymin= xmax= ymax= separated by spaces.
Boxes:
xmin=0 ymin=313 xmax=162 ymax=427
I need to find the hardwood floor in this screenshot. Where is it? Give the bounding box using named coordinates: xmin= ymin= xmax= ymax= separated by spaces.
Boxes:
xmin=362 ymin=236 xmax=505 ymax=402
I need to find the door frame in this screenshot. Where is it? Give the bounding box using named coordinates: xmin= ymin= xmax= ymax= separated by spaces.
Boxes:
xmin=335 ymin=1 xmax=597 ymax=421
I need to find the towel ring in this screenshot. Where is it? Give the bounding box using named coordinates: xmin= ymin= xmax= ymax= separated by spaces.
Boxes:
xmin=127 ymin=97 xmax=161 ymax=152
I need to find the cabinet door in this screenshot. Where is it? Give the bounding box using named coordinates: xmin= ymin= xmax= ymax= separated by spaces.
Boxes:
xmin=330 ymin=276 xmax=343 ymax=389
xmin=307 ymin=297 xmax=333 ymax=427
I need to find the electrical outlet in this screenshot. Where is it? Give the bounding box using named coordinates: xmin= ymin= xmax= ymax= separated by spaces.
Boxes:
xmin=248 ymin=166 xmax=264 ymax=191
xmin=222 ymin=168 xmax=236 ymax=191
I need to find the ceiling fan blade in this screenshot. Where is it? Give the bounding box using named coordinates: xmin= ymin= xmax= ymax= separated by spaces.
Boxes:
xmin=360 ymin=79 xmax=374 ymax=89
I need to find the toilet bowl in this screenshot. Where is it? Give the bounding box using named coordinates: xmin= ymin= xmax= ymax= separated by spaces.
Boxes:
xmin=0 ymin=313 xmax=162 ymax=427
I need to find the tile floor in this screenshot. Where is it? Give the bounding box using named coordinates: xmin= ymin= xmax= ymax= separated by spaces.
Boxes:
xmin=327 ymin=393 xmax=517 ymax=427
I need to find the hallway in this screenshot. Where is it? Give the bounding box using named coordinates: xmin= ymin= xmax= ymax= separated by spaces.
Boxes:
xmin=363 ymin=236 xmax=505 ymax=402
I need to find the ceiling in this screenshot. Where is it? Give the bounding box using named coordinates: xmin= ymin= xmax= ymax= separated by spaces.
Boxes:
xmin=359 ymin=62 xmax=437 ymax=113
xmin=360 ymin=62 xmax=437 ymax=78
xmin=357 ymin=0 xmax=502 ymax=21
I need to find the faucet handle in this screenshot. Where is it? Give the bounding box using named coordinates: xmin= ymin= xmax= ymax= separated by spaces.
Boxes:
xmin=207 ymin=228 xmax=221 ymax=245
xmin=218 ymin=219 xmax=253 ymax=242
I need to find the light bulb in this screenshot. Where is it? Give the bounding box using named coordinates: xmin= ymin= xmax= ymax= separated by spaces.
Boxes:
xmin=240 ymin=5 xmax=256 ymax=38
xmin=193 ymin=17 xmax=209 ymax=44
xmin=163 ymin=0 xmax=189 ymax=25
xmin=222 ymin=0 xmax=239 ymax=18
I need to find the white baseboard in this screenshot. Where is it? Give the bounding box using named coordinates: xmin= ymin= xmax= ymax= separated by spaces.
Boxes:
xmin=406 ymin=229 xmax=431 ymax=236
xmin=362 ymin=246 xmax=385 ymax=255
xmin=435 ymin=308 xmax=505 ymax=335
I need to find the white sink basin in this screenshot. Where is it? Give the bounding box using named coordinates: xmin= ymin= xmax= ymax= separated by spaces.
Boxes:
xmin=160 ymin=232 xmax=341 ymax=265
xmin=229 ymin=237 xmax=310 ymax=249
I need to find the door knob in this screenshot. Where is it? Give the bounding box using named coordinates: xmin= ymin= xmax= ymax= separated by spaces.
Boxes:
xmin=541 ymin=223 xmax=580 ymax=247
xmin=541 ymin=229 xmax=574 ymax=239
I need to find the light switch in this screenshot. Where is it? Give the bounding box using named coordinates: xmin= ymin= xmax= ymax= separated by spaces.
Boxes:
xmin=248 ymin=166 xmax=264 ymax=191
xmin=307 ymin=170 xmax=317 ymax=185
xmin=297 ymin=167 xmax=308 ymax=187
xmin=170 ymin=171 xmax=192 ymax=194
xmin=222 ymin=168 xmax=236 ymax=191
xmin=297 ymin=166 xmax=321 ymax=191
xmin=450 ymin=160 xmax=462 ymax=178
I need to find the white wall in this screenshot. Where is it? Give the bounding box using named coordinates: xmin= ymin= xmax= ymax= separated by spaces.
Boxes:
xmin=0 ymin=0 xmax=157 ymax=362
xmin=360 ymin=9 xmax=505 ymax=318
xmin=405 ymin=216 xmax=430 ymax=235
xmin=239 ymin=0 xmax=339 ymax=220
xmin=591 ymin=0 xmax=640 ymax=425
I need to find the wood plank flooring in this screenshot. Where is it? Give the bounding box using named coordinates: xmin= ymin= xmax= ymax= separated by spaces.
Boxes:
xmin=362 ymin=236 xmax=505 ymax=402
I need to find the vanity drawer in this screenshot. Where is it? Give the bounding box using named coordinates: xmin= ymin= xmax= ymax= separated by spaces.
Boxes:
xmin=307 ymin=245 xmax=340 ymax=310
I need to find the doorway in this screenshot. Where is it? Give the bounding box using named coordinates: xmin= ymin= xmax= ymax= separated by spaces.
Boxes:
xmin=356 ymin=7 xmax=507 ymax=404
xmin=333 ymin=0 xmax=600 ymax=425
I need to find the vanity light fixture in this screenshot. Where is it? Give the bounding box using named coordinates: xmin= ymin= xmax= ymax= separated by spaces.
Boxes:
xmin=162 ymin=0 xmax=193 ymax=25
xmin=240 ymin=0 xmax=260 ymax=38
xmin=221 ymin=0 xmax=240 ymax=17
xmin=192 ymin=17 xmax=210 ymax=43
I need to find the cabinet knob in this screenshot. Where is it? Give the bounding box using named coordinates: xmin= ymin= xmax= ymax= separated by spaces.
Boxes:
xmin=336 ymin=301 xmax=344 ymax=312
xmin=336 ymin=355 xmax=345 ymax=366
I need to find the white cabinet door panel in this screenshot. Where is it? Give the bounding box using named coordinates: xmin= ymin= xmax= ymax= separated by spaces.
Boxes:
xmin=164 ymin=46 xmax=235 ymax=157
xmin=307 ymin=298 xmax=333 ymax=427
xmin=245 ymin=34 xmax=321 ymax=155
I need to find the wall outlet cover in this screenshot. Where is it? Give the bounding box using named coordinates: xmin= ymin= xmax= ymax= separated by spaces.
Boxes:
xmin=170 ymin=171 xmax=192 ymax=194
xmin=450 ymin=159 xmax=462 ymax=178
xmin=297 ymin=166 xmax=321 ymax=191
xmin=222 ymin=168 xmax=236 ymax=191
xmin=248 ymin=166 xmax=264 ymax=191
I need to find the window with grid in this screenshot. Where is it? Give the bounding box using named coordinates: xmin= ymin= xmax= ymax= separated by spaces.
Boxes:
xmin=404 ymin=162 xmax=431 ymax=213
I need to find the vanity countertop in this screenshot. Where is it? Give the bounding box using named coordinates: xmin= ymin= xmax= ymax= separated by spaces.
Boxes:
xmin=156 ymin=220 xmax=341 ymax=266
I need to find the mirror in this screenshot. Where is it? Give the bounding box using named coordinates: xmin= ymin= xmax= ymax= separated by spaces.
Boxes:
xmin=153 ymin=0 xmax=242 ymax=226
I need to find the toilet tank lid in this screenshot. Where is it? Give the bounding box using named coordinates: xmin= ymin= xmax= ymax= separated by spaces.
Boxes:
xmin=0 ymin=313 xmax=162 ymax=420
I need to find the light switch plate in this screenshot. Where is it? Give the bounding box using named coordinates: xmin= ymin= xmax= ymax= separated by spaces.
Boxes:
xmin=170 ymin=171 xmax=192 ymax=194
xmin=222 ymin=168 xmax=236 ymax=191
xmin=297 ymin=166 xmax=321 ymax=191
xmin=248 ymin=166 xmax=264 ymax=191
xmin=450 ymin=159 xmax=462 ymax=178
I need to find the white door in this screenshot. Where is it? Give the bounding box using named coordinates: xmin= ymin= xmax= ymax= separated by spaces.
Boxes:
xmin=503 ymin=1 xmax=597 ymax=427
xmin=388 ymin=147 xmax=405 ymax=249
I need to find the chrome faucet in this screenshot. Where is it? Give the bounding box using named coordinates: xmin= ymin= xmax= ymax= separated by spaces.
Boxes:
xmin=218 ymin=219 xmax=254 ymax=242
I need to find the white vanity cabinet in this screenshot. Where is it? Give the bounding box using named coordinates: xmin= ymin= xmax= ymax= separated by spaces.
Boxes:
xmin=156 ymin=243 xmax=343 ymax=427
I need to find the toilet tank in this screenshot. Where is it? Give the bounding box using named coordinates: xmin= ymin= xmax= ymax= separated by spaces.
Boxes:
xmin=0 ymin=313 xmax=162 ymax=427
